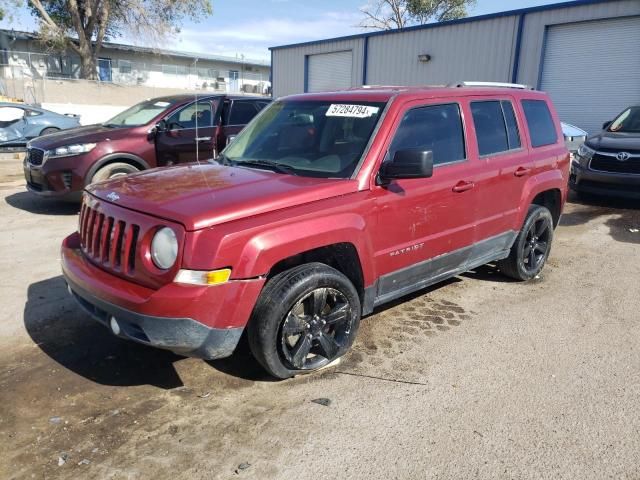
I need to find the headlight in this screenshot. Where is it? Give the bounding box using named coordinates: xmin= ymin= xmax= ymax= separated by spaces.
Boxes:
xmin=48 ymin=143 xmax=97 ymax=158
xmin=150 ymin=227 xmax=178 ymax=270
xmin=577 ymin=144 xmax=595 ymax=160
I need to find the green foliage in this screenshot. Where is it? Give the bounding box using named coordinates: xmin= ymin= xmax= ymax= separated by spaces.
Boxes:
xmin=406 ymin=0 xmax=476 ymax=23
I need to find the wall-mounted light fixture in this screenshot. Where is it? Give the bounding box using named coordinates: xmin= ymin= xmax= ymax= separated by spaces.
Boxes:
xmin=418 ymin=54 xmax=432 ymax=63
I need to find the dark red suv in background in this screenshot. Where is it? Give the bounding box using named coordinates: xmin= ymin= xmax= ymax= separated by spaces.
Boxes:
xmin=23 ymin=94 xmax=270 ymax=200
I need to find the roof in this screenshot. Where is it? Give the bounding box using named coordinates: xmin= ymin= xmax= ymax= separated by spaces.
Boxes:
xmin=270 ymin=0 xmax=613 ymax=51
xmin=0 ymin=29 xmax=270 ymax=68
xmin=280 ymin=85 xmax=548 ymax=102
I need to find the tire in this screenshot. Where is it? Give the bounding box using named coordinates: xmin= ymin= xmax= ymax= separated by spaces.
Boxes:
xmin=498 ymin=205 xmax=554 ymax=281
xmin=39 ymin=127 xmax=59 ymax=136
xmin=90 ymin=162 xmax=139 ymax=184
xmin=248 ymin=262 xmax=361 ymax=379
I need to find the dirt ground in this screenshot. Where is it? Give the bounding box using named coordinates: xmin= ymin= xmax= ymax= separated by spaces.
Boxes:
xmin=1 ymin=154 xmax=639 ymax=479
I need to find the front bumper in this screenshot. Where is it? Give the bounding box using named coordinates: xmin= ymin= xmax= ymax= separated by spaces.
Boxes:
xmin=23 ymin=155 xmax=85 ymax=199
xmin=61 ymin=233 xmax=265 ymax=359
xmin=570 ymin=161 xmax=640 ymax=199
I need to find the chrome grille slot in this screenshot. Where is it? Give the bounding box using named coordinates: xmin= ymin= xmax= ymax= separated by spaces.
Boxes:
xmin=79 ymin=202 xmax=140 ymax=274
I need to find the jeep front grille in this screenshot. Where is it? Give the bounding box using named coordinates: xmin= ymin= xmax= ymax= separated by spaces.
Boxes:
xmin=79 ymin=202 xmax=140 ymax=274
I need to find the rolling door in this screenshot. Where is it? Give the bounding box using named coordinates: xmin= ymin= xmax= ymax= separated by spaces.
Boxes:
xmin=540 ymin=16 xmax=640 ymax=133
xmin=307 ymin=51 xmax=353 ymax=93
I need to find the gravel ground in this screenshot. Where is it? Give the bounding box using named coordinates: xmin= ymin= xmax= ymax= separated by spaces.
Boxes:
xmin=1 ymin=154 xmax=639 ymax=479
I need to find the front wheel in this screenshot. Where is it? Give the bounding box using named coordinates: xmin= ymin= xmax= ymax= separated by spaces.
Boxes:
xmin=248 ymin=263 xmax=361 ymax=379
xmin=499 ymin=205 xmax=554 ymax=281
xmin=39 ymin=127 xmax=60 ymax=136
xmin=90 ymin=162 xmax=139 ymax=184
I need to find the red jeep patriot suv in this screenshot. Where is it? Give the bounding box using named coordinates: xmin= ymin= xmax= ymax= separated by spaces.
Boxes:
xmin=24 ymin=94 xmax=270 ymax=200
xmin=61 ymin=83 xmax=569 ymax=379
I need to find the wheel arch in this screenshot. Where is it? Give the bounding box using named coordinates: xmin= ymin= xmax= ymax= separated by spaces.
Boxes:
xmin=85 ymin=153 xmax=151 ymax=185
xmin=267 ymin=243 xmax=366 ymax=303
xmin=519 ymin=170 xmax=566 ymax=229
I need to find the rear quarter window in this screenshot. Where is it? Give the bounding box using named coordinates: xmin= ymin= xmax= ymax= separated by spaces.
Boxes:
xmin=522 ymin=100 xmax=557 ymax=148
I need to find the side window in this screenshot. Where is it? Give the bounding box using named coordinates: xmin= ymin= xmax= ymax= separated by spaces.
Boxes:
xmin=522 ymin=100 xmax=558 ymax=148
xmin=501 ymin=101 xmax=521 ymax=149
xmin=166 ymin=100 xmax=213 ymax=130
xmin=471 ymin=101 xmax=509 ymax=156
xmin=389 ymin=103 xmax=465 ymax=166
xmin=25 ymin=109 xmax=42 ymax=117
xmin=255 ymin=101 xmax=270 ymax=112
xmin=229 ymin=101 xmax=259 ymax=125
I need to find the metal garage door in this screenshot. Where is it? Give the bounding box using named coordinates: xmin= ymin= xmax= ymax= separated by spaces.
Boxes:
xmin=540 ymin=16 xmax=640 ymax=134
xmin=308 ymin=51 xmax=353 ymax=93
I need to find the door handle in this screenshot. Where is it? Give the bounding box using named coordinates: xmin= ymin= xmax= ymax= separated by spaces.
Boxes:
xmin=452 ymin=181 xmax=475 ymax=193
xmin=514 ymin=166 xmax=531 ymax=177
xmin=195 ymin=137 xmax=212 ymax=142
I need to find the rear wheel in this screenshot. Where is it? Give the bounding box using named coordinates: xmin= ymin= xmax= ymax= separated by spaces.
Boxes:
xmin=499 ymin=205 xmax=554 ymax=281
xmin=248 ymin=263 xmax=361 ymax=379
xmin=39 ymin=127 xmax=59 ymax=136
xmin=90 ymin=162 xmax=139 ymax=184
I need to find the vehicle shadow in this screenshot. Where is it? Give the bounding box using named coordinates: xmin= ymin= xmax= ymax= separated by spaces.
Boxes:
xmin=24 ymin=275 xmax=274 ymax=388
xmin=5 ymin=191 xmax=79 ymax=216
xmin=461 ymin=263 xmax=516 ymax=283
xmin=561 ymin=192 xmax=640 ymax=244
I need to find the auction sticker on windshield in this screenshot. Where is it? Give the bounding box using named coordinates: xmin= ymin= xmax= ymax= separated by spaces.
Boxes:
xmin=326 ymin=104 xmax=380 ymax=118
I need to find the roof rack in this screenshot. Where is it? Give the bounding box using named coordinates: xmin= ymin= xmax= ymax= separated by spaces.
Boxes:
xmin=447 ymin=81 xmax=534 ymax=90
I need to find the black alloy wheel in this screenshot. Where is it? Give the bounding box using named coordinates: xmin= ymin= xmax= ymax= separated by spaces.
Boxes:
xmin=280 ymin=287 xmax=352 ymax=371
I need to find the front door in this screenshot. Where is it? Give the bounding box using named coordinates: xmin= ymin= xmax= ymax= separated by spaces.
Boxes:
xmin=371 ymin=100 xmax=480 ymax=303
xmin=155 ymin=99 xmax=218 ymax=166
xmin=98 ymin=58 xmax=112 ymax=82
xmin=229 ymin=70 xmax=239 ymax=93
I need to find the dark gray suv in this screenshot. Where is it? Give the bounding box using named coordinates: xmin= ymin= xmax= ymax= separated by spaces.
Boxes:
xmin=571 ymin=105 xmax=640 ymax=199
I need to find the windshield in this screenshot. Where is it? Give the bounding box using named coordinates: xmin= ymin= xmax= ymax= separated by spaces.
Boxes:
xmin=609 ymin=107 xmax=640 ymax=133
xmin=223 ymin=100 xmax=387 ymax=178
xmin=104 ymin=98 xmax=180 ymax=127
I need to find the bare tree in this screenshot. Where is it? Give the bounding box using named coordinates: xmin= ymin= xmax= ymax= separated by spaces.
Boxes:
xmin=359 ymin=0 xmax=476 ymax=30
xmin=27 ymin=0 xmax=213 ymax=80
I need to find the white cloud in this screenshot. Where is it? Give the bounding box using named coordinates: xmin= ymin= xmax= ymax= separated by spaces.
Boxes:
xmin=174 ymin=11 xmax=366 ymax=61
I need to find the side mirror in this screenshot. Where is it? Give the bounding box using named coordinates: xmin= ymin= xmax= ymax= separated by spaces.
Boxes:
xmin=602 ymin=121 xmax=612 ymax=130
xmin=226 ymin=134 xmax=237 ymax=146
xmin=155 ymin=120 xmax=167 ymax=132
xmin=380 ymin=149 xmax=434 ymax=181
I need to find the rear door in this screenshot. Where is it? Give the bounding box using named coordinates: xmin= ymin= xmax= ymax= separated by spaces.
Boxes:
xmin=155 ymin=99 xmax=218 ymax=165
xmin=467 ymin=97 xmax=532 ymax=240
xmin=218 ymin=99 xmax=263 ymax=151
xmin=371 ymin=99 xmax=481 ymax=302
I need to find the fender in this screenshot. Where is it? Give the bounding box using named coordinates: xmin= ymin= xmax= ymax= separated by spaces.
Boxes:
xmin=233 ymin=213 xmax=375 ymax=284
xmin=516 ymin=168 xmax=566 ymax=229
xmin=84 ymin=153 xmax=152 ymax=185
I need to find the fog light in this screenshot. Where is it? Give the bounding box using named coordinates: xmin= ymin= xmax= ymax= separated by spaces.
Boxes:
xmin=110 ymin=316 xmax=121 ymax=335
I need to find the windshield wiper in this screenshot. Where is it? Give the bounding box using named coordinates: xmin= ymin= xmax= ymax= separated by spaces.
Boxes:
xmin=231 ymin=159 xmax=299 ymax=176
xmin=102 ymin=123 xmax=121 ymax=128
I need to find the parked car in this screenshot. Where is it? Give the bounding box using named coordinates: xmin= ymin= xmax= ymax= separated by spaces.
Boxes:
xmin=571 ymin=105 xmax=640 ymax=198
xmin=24 ymin=94 xmax=271 ymax=200
xmin=0 ymin=102 xmax=80 ymax=148
xmin=561 ymin=122 xmax=587 ymax=159
xmin=61 ymin=83 xmax=569 ymax=379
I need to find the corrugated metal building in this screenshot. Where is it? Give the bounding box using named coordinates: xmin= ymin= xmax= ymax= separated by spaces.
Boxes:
xmin=270 ymin=0 xmax=640 ymax=133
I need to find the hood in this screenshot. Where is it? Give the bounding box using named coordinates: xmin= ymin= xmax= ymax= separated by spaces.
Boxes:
xmin=87 ymin=163 xmax=358 ymax=230
xmin=28 ymin=124 xmax=137 ymax=149
xmin=586 ymin=130 xmax=640 ymax=151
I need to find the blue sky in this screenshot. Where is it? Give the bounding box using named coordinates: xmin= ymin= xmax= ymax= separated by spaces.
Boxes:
xmin=2 ymin=0 xmax=562 ymax=61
